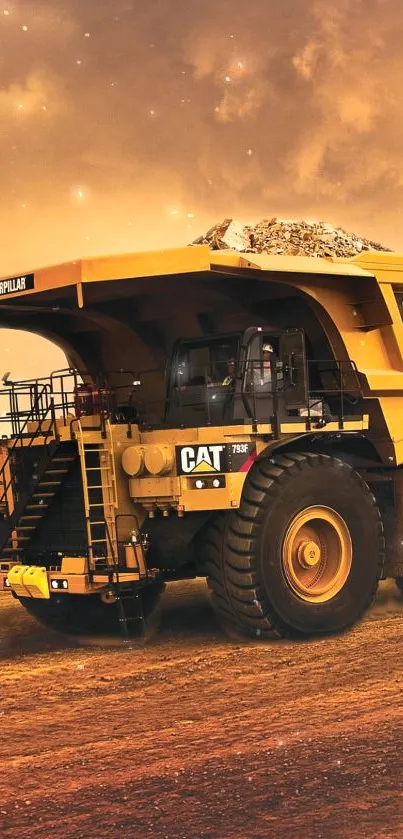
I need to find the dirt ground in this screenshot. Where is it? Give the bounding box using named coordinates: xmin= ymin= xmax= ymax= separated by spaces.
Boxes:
xmin=1 ymin=580 xmax=403 ymax=839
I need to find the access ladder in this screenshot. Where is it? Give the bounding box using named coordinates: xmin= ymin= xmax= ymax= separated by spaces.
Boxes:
xmin=76 ymin=419 xmax=119 ymax=567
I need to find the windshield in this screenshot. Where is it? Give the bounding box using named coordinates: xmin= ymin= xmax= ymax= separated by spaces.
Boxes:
xmin=164 ymin=335 xmax=240 ymax=427
xmin=174 ymin=336 xmax=240 ymax=388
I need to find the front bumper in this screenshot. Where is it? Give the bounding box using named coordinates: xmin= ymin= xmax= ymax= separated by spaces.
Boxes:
xmin=0 ymin=559 xmax=144 ymax=599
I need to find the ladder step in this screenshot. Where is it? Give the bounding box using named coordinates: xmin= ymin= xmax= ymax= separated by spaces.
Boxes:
xmin=38 ymin=481 xmax=61 ymax=486
xmin=32 ymin=491 xmax=55 ymax=497
xmin=88 ymin=485 xmax=112 ymax=490
xmin=45 ymin=469 xmax=69 ymax=475
xmin=91 ymin=538 xmax=107 ymax=543
xmin=20 ymin=515 xmax=42 ymax=520
xmin=119 ymin=592 xmax=140 ymax=601
xmin=15 ymin=526 xmax=36 ymax=531
xmin=52 ymin=456 xmax=76 ymax=462
xmin=26 ymin=503 xmax=50 ymax=509
xmin=2 ymin=547 xmax=25 ymax=553
xmin=86 ymin=467 xmax=110 ymax=471
xmin=119 ymin=616 xmax=142 ymax=624
xmin=89 ymin=521 xmax=107 ymax=526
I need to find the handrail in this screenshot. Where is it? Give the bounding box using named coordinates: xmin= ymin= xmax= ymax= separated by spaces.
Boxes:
xmin=0 ymin=384 xmax=58 ymax=518
xmin=0 ymin=357 xmax=364 ymax=447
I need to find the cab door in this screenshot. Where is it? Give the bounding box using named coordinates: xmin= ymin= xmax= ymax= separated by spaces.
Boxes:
xmin=279 ymin=329 xmax=308 ymax=408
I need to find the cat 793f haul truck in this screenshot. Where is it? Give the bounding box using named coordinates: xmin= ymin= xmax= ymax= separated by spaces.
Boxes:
xmin=0 ymin=244 xmax=402 ymax=641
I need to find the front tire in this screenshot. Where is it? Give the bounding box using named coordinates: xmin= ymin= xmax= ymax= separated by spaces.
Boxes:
xmin=18 ymin=581 xmax=166 ymax=638
xmin=206 ymin=452 xmax=384 ymax=639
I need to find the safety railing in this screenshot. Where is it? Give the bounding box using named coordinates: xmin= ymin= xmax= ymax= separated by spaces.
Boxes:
xmin=128 ymin=357 xmax=363 ymax=430
xmin=0 ymin=383 xmax=59 ymax=521
xmin=0 ymin=368 xmax=142 ymax=439
xmin=0 ymin=357 xmax=365 ymax=443
xmin=0 ymin=369 xmax=80 ymax=437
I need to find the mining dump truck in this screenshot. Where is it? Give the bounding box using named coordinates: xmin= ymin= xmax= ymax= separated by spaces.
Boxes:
xmin=0 ymin=244 xmax=402 ymax=641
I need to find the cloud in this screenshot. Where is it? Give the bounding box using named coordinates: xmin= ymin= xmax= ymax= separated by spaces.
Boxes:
xmin=2 ymin=0 xmax=403 ymax=277
xmin=0 ymin=70 xmax=67 ymax=118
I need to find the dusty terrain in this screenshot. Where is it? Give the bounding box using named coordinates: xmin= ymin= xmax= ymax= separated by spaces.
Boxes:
xmin=1 ymin=580 xmax=403 ymax=839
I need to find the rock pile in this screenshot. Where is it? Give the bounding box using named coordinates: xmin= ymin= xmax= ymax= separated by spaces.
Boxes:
xmin=191 ymin=217 xmax=391 ymax=258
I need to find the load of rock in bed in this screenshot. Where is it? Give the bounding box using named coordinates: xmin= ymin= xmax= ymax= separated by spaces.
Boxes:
xmin=191 ymin=218 xmax=392 ymax=258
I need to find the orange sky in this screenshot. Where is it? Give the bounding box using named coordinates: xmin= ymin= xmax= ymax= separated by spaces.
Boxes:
xmin=1 ymin=0 xmax=403 ymax=376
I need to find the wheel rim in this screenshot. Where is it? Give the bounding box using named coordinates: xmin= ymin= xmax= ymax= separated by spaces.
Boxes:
xmin=282 ymin=505 xmax=352 ymax=603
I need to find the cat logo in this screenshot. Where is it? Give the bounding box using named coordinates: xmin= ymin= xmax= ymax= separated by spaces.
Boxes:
xmin=178 ymin=445 xmax=225 ymax=475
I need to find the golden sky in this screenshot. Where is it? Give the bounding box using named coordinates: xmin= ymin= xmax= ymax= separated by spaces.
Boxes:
xmin=1 ymin=0 xmax=403 ymax=374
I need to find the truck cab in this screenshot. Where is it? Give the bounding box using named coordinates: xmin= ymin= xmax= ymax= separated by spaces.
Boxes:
xmin=161 ymin=326 xmax=358 ymax=431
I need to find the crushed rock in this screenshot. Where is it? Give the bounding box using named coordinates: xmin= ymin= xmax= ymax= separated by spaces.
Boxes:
xmin=191 ymin=217 xmax=392 ymax=258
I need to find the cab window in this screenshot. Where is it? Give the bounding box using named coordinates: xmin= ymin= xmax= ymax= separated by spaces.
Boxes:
xmin=174 ymin=337 xmax=240 ymax=389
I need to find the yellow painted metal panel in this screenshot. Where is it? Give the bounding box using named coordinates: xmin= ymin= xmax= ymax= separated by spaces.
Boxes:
xmin=61 ymin=557 xmax=87 ymax=574
xmin=81 ymin=245 xmax=212 ymax=283
xmin=353 ymin=251 xmax=403 ymax=274
xmin=0 ymin=243 xmax=385 ymax=303
xmin=179 ymin=487 xmax=231 ymax=512
xmin=211 ymin=251 xmax=375 ymax=278
xmin=7 ymin=565 xmax=31 ymax=597
xmin=0 ymin=261 xmax=82 ymax=301
xmin=22 ymin=566 xmax=50 ymax=599
xmin=49 ymin=573 xmax=90 ymax=594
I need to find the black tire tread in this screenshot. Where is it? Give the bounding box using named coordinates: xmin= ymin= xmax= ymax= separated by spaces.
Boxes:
xmin=204 ymin=451 xmax=384 ymax=641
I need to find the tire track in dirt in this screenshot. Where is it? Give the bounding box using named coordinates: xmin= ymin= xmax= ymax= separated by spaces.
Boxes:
xmin=1 ymin=580 xmax=403 ymax=838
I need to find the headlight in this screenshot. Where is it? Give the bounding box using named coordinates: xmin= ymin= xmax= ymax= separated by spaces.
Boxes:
xmin=51 ymin=579 xmax=68 ymax=590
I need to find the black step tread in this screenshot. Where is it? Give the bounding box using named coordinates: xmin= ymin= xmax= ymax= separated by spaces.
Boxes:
xmin=118 ymin=616 xmax=143 ymax=624
xmin=2 ymin=547 xmax=25 ymax=553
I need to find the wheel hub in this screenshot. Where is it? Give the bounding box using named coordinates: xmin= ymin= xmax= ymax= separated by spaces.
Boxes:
xmin=297 ymin=540 xmax=321 ymax=568
xmin=282 ymin=505 xmax=352 ymax=603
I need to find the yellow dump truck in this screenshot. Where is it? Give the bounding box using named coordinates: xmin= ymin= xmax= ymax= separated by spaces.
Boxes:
xmin=0 ymin=244 xmax=402 ymax=641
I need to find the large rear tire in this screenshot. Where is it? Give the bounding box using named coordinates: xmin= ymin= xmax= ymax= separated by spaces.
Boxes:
xmin=18 ymin=581 xmax=166 ymax=639
xmin=206 ymin=452 xmax=384 ymax=639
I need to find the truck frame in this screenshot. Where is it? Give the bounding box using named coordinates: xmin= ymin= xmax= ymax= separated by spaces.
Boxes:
xmin=0 ymin=244 xmax=402 ymax=640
